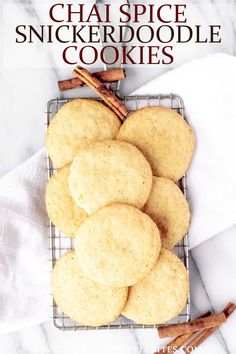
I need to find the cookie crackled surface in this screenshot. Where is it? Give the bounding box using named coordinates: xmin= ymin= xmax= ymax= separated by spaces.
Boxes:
xmin=143 ymin=177 xmax=190 ymax=249
xmin=122 ymin=248 xmax=189 ymax=325
xmin=46 ymin=99 xmax=121 ymax=168
xmin=117 ymin=106 xmax=195 ymax=181
xmin=75 ymin=204 xmax=161 ymax=287
xmin=51 ymin=251 xmax=128 ymax=327
xmin=45 ymin=166 xmax=87 ymax=237
xmin=69 ymin=140 xmax=153 ymax=214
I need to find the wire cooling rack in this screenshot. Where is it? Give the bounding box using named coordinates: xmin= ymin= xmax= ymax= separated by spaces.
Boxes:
xmin=45 ymin=94 xmax=191 ymax=330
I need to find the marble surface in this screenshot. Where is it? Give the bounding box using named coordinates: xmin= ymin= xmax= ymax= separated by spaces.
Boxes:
xmin=0 ymin=0 xmax=236 ymax=353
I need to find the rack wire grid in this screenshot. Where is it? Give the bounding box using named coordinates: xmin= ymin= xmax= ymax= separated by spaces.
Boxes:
xmin=45 ymin=93 xmax=191 ymax=330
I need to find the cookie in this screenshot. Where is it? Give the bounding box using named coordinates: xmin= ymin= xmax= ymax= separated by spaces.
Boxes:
xmin=122 ymin=248 xmax=189 ymax=324
xmin=69 ymin=140 xmax=153 ymax=214
xmin=142 ymin=177 xmax=190 ymax=249
xmin=46 ymin=99 xmax=121 ymax=168
xmin=117 ymin=106 xmax=195 ymax=181
xmin=45 ymin=166 xmax=87 ymax=237
xmin=51 ymin=251 xmax=128 ymax=327
xmin=75 ymin=204 xmax=161 ymax=287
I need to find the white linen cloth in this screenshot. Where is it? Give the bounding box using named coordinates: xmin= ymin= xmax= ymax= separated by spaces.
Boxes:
xmin=0 ymin=53 xmax=236 ymax=333
xmin=0 ymin=150 xmax=50 ymax=333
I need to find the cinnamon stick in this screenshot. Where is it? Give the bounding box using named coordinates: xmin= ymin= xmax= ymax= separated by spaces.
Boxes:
xmin=58 ymin=68 xmax=126 ymax=91
xmin=158 ymin=312 xmax=226 ymax=339
xmin=183 ymin=302 xmax=236 ymax=353
xmin=74 ymin=66 xmax=129 ymax=121
xmin=154 ymin=312 xmax=211 ymax=354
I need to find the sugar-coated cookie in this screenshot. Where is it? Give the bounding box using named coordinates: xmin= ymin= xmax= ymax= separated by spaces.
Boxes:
xmin=122 ymin=248 xmax=189 ymax=324
xmin=69 ymin=140 xmax=153 ymax=214
xmin=117 ymin=106 xmax=195 ymax=181
xmin=75 ymin=204 xmax=161 ymax=287
xmin=51 ymin=251 xmax=128 ymax=327
xmin=143 ymin=177 xmax=190 ymax=249
xmin=45 ymin=166 xmax=87 ymax=237
xmin=46 ymin=99 xmax=121 ymax=168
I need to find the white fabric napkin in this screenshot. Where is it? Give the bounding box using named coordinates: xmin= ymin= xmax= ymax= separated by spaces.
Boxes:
xmin=0 ymin=53 xmax=236 ymax=333
xmin=0 ymin=150 xmax=50 ymax=333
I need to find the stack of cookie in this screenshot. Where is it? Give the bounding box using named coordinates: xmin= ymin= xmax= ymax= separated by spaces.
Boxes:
xmin=45 ymin=99 xmax=195 ymax=327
